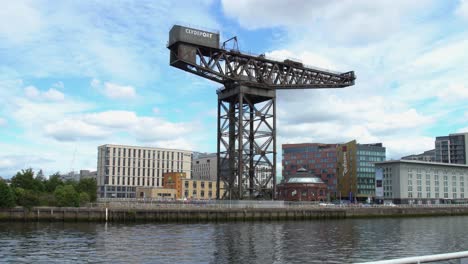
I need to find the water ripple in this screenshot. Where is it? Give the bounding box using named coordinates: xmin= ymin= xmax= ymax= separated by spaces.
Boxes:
xmin=1 ymin=216 xmax=468 ymax=263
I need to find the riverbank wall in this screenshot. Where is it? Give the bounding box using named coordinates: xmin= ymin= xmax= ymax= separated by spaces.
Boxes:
xmin=1 ymin=206 xmax=468 ymax=222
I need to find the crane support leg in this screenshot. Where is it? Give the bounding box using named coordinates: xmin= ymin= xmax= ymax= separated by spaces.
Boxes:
xmin=217 ymin=84 xmax=276 ymax=199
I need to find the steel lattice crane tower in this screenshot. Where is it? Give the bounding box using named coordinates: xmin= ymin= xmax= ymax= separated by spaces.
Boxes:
xmin=168 ymin=25 xmax=355 ymax=200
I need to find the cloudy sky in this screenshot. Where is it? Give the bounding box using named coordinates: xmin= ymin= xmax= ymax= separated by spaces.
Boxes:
xmin=1 ymin=0 xmax=467 ymax=178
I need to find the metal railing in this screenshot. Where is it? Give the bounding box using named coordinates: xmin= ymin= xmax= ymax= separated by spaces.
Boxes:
xmin=356 ymin=250 xmax=468 ymax=264
xmin=90 ymin=198 xmax=468 ymax=210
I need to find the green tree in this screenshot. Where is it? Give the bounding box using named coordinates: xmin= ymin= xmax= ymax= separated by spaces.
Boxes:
xmin=14 ymin=188 xmax=40 ymax=209
xmin=0 ymin=180 xmax=15 ymax=208
xmin=54 ymin=185 xmax=79 ymax=207
xmin=38 ymin=193 xmax=56 ymax=206
xmin=64 ymin=179 xmax=78 ymax=190
xmin=10 ymin=168 xmax=45 ymax=192
xmin=45 ymin=173 xmax=64 ymax=193
xmin=79 ymin=192 xmax=90 ymax=206
xmin=77 ymin=178 xmax=97 ymax=202
xmin=11 ymin=169 xmax=36 ymax=191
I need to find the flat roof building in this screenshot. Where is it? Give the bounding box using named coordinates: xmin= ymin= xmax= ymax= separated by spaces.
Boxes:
xmin=337 ymin=140 xmax=386 ymax=202
xmin=435 ymin=132 xmax=468 ymax=165
xmin=192 ymin=153 xmax=217 ymax=181
xmin=282 ymin=143 xmax=338 ymax=199
xmin=401 ymin=149 xmax=435 ymax=162
xmin=375 ymin=160 xmax=468 ymax=204
xmin=97 ymin=144 xmax=192 ymax=198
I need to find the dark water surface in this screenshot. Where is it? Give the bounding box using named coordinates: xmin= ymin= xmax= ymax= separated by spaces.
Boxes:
xmin=1 ymin=216 xmax=468 ymax=263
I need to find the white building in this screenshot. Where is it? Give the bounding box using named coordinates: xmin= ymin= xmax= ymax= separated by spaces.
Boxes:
xmin=192 ymin=153 xmax=217 ymax=181
xmin=97 ymin=144 xmax=192 ymax=198
xmin=375 ymin=160 xmax=468 ymax=204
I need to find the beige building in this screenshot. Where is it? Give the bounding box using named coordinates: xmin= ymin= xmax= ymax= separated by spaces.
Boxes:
xmin=97 ymin=144 xmax=192 ymax=198
xmin=181 ymin=179 xmax=223 ymax=200
xmin=136 ymin=187 xmax=177 ymax=199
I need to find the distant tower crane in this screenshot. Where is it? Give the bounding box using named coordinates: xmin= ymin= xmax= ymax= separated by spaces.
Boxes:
xmin=168 ymin=25 xmax=355 ymax=200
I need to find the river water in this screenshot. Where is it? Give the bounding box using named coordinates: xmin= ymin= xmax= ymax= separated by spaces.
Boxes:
xmin=1 ymin=216 xmax=468 ymax=263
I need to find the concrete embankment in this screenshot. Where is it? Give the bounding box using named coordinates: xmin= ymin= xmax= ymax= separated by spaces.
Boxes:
xmin=1 ymin=206 xmax=468 ymax=222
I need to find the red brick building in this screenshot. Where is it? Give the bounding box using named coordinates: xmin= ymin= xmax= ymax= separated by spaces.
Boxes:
xmin=277 ymin=168 xmax=328 ymax=201
xmin=282 ymin=143 xmax=338 ymax=199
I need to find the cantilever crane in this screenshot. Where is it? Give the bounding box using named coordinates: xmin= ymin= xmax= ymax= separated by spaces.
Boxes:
xmin=168 ymin=25 xmax=355 ymax=200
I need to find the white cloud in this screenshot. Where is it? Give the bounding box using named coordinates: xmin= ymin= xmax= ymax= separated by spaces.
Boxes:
xmin=382 ymin=136 xmax=434 ymax=159
xmin=0 ymin=154 xmax=54 ymax=178
xmin=103 ymin=82 xmax=137 ymax=99
xmin=456 ymin=0 xmax=468 ymax=20
xmin=41 ymin=109 xmax=199 ymax=143
xmin=24 ymin=86 xmax=65 ymax=101
xmin=222 ymin=0 xmax=435 ymax=43
xmin=0 ymin=1 xmax=220 ymax=84
xmin=435 ymin=84 xmax=468 ymax=101
xmin=85 ymin=111 xmax=139 ymax=128
xmin=43 ymin=88 xmax=65 ymax=101
xmin=266 ymin=50 xmax=337 ymax=72
xmin=0 ymin=1 xmax=43 ymax=43
xmin=0 ymin=157 xmax=15 ymax=169
xmin=24 ymin=86 xmax=40 ymax=98
xmin=44 ymin=119 xmax=110 ymax=141
xmin=410 ymin=38 xmax=468 ymax=74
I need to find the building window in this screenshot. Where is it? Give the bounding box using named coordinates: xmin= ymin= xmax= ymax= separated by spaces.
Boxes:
xmin=185 ymin=181 xmax=189 ymax=188
xmin=193 ymin=182 xmax=197 ymax=188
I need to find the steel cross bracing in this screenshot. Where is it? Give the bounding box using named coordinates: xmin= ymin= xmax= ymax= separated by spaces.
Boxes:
xmin=169 ymin=35 xmax=355 ymax=200
xmin=216 ymin=90 xmax=276 ymax=199
xmin=169 ymin=45 xmax=355 ymax=89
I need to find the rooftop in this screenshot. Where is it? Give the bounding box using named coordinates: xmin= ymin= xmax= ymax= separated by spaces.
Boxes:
xmin=286 ymin=177 xmax=325 ymax=184
xmin=376 ymin=160 xmax=468 ymax=168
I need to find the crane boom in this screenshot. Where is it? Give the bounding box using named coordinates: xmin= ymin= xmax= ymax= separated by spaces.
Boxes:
xmin=169 ymin=42 xmax=354 ymax=89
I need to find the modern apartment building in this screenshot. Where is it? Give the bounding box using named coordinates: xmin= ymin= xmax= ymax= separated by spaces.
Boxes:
xmin=375 ymin=160 xmax=468 ymax=204
xmin=192 ymin=152 xmax=217 ymax=181
xmin=401 ymin=149 xmax=435 ymax=162
xmin=337 ymin=140 xmax=386 ymax=201
xmin=435 ymin=132 xmax=468 ymax=165
xmin=97 ymin=144 xmax=192 ymax=198
xmin=282 ymin=143 xmax=338 ymax=198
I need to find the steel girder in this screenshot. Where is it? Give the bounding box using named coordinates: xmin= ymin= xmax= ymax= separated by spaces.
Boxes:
xmin=169 ymin=43 xmax=355 ymax=89
xmin=217 ymin=86 xmax=276 ymax=200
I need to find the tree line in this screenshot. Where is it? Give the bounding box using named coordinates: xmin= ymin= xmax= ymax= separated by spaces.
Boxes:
xmin=0 ymin=168 xmax=97 ymax=208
